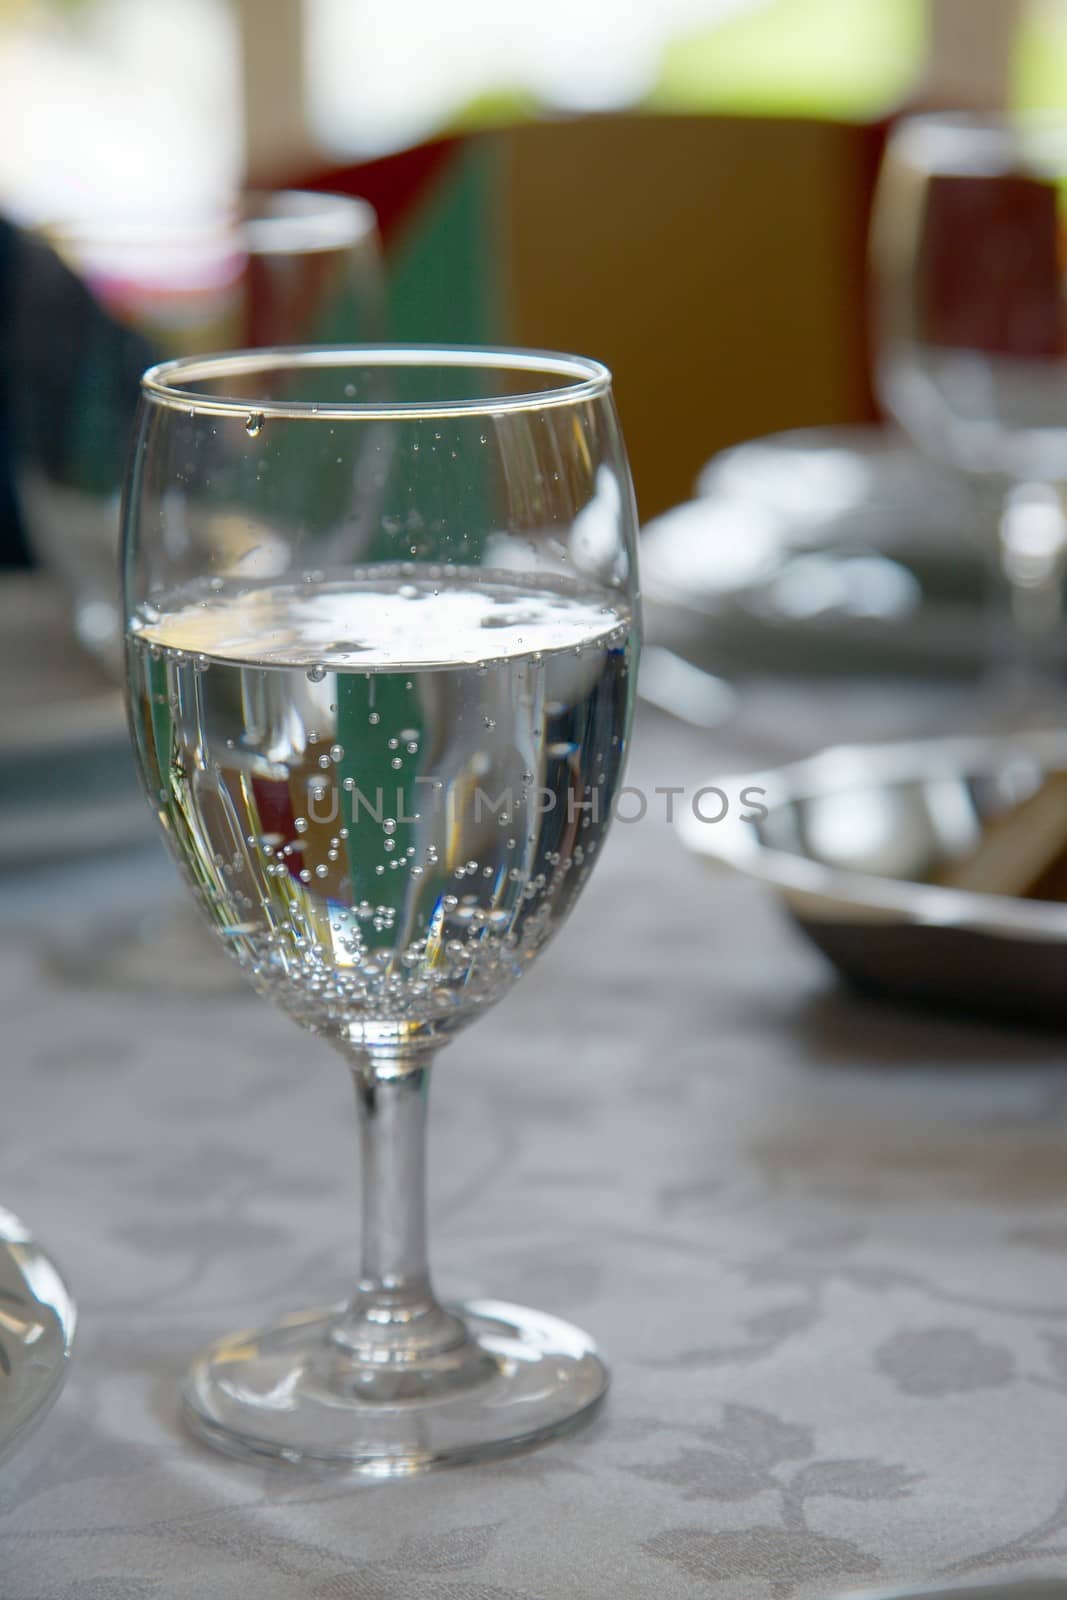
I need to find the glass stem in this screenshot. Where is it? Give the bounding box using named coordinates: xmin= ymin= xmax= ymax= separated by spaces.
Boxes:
xmin=995 ymin=479 xmax=1067 ymax=718
xmin=330 ymin=1051 xmax=469 ymax=1365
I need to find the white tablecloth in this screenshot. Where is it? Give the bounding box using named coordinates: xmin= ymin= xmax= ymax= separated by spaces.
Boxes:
xmin=3 ymin=693 xmax=1067 ymax=1600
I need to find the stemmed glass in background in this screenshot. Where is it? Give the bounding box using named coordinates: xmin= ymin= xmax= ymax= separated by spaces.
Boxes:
xmin=872 ymin=114 xmax=1067 ymax=713
xmin=122 ymin=346 xmax=640 ymax=1472
xmin=9 ymin=191 xmax=383 ymax=990
xmin=12 ymin=189 xmax=383 ymax=674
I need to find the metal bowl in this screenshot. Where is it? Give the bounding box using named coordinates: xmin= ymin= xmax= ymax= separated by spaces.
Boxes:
xmin=677 ymin=732 xmax=1067 ymax=1024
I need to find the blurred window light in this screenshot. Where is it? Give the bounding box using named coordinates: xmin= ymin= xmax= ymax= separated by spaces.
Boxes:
xmin=0 ymin=0 xmax=240 ymax=223
xmin=305 ymin=0 xmax=925 ymax=157
xmin=1014 ymin=0 xmax=1067 ymax=111
xmin=651 ymin=0 xmax=924 ymax=118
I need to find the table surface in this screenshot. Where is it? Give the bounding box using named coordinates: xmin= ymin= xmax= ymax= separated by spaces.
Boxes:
xmin=3 ymin=684 xmax=1067 ymax=1600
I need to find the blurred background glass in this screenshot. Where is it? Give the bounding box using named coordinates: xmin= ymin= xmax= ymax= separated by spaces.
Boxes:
xmin=873 ymin=113 xmax=1067 ymax=712
xmin=11 ymin=192 xmax=383 ymax=672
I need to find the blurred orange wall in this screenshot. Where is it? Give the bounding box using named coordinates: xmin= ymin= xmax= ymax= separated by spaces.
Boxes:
xmin=496 ymin=115 xmax=876 ymax=520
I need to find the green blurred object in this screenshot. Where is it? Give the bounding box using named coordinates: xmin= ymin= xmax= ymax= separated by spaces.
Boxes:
xmin=386 ymin=142 xmax=501 ymax=344
xmin=650 ymin=0 xmax=925 ymax=119
xmin=1013 ymin=0 xmax=1067 ymax=112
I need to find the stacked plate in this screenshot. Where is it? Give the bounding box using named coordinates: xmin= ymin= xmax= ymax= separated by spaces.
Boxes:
xmin=643 ymin=425 xmax=995 ymax=676
xmin=0 ymin=573 xmax=152 ymax=870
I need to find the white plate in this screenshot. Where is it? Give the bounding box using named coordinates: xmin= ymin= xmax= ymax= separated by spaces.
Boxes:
xmin=0 ymin=574 xmax=154 ymax=868
xmin=643 ymin=425 xmax=997 ymax=676
xmin=0 ymin=1207 xmax=76 ymax=1465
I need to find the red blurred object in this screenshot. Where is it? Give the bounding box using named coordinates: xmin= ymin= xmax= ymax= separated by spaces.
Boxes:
xmin=917 ymin=171 xmax=1065 ymax=358
xmin=294 ymin=137 xmax=461 ymax=248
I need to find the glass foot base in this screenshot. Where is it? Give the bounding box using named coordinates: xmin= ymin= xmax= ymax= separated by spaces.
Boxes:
xmin=182 ymin=1299 xmax=608 ymax=1475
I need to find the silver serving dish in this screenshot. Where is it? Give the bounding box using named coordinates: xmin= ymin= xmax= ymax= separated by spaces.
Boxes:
xmin=0 ymin=1207 xmax=76 ymax=1464
xmin=678 ymin=732 xmax=1067 ymax=1023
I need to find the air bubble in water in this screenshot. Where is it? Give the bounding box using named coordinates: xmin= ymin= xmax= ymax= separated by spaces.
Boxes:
xmin=306 ymin=664 xmax=327 ymax=683
xmin=245 ymin=413 xmax=264 ymax=437
xmin=382 ymin=818 xmax=397 ymax=835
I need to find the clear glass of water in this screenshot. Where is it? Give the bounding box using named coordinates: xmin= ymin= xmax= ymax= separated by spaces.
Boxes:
xmin=13 ymin=191 xmax=383 ymax=674
xmin=122 ymin=346 xmax=640 ymax=1472
xmin=872 ymin=114 xmax=1067 ymax=707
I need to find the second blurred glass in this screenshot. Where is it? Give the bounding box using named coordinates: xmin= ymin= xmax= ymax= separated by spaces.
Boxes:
xmin=872 ymin=115 xmax=1067 ymax=709
xmin=11 ymin=190 xmax=383 ymax=673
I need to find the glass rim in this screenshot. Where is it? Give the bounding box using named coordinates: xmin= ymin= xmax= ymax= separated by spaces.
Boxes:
xmin=140 ymin=344 xmax=614 ymax=420
xmin=888 ymin=110 xmax=1067 ymax=173
xmin=41 ymin=189 xmax=378 ymax=259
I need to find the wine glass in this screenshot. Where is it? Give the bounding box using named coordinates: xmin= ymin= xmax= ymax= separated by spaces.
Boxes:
xmin=871 ymin=113 xmax=1067 ymax=711
xmin=122 ymin=346 xmax=640 ymax=1472
xmin=13 ymin=190 xmax=383 ymax=675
